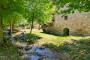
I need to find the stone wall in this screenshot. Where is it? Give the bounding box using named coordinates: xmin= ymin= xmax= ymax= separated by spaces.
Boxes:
xmin=44 ymin=10 xmax=90 ymax=35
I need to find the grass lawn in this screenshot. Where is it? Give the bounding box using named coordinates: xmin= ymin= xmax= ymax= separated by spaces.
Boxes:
xmin=14 ymin=29 xmax=89 ymax=43
xmin=28 ymin=29 xmax=89 ymax=45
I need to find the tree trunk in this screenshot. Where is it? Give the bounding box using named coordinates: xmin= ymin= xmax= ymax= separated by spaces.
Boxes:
xmin=12 ymin=21 xmax=15 ymax=30
xmin=38 ymin=24 xmax=41 ymax=30
xmin=0 ymin=18 xmax=4 ymax=46
xmin=10 ymin=18 xmax=13 ymax=36
xmin=29 ymin=13 xmax=34 ymax=39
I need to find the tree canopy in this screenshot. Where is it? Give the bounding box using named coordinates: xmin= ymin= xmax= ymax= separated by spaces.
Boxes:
xmin=51 ymin=0 xmax=90 ymax=14
xmin=0 ymin=0 xmax=27 ymax=45
xmin=0 ymin=0 xmax=26 ymax=18
xmin=25 ymin=0 xmax=55 ymax=24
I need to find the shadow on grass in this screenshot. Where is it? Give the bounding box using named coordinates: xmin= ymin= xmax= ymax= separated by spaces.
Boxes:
xmin=41 ymin=31 xmax=69 ymax=37
xmin=24 ymin=33 xmax=42 ymax=44
xmin=43 ymin=38 xmax=90 ymax=60
xmin=41 ymin=31 xmax=87 ymax=37
xmin=15 ymin=33 xmax=42 ymax=44
xmin=25 ymin=33 xmax=42 ymax=40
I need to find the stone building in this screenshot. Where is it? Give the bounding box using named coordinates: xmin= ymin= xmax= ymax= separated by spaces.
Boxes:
xmin=43 ymin=10 xmax=90 ymax=35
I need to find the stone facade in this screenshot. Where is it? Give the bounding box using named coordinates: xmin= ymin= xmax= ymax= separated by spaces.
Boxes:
xmin=43 ymin=10 xmax=90 ymax=35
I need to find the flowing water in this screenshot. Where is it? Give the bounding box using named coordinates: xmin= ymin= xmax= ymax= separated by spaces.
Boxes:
xmin=14 ymin=42 xmax=71 ymax=60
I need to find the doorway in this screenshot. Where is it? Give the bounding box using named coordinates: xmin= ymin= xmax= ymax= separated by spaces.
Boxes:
xmin=63 ymin=28 xmax=69 ymax=35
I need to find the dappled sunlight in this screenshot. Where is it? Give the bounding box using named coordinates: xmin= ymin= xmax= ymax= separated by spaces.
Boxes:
xmin=11 ymin=29 xmax=90 ymax=46
xmin=11 ymin=29 xmax=90 ymax=60
xmin=0 ymin=0 xmax=90 ymax=60
xmin=43 ymin=38 xmax=90 ymax=60
xmin=13 ymin=29 xmax=90 ymax=45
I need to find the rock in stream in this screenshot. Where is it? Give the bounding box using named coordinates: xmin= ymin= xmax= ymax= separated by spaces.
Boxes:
xmin=15 ymin=42 xmax=71 ymax=60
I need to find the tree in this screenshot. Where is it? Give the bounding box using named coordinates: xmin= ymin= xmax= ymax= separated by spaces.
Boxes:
xmin=0 ymin=0 xmax=26 ymax=46
xmin=51 ymin=0 xmax=90 ymax=14
xmin=26 ymin=0 xmax=55 ymax=39
xmin=0 ymin=18 xmax=3 ymax=46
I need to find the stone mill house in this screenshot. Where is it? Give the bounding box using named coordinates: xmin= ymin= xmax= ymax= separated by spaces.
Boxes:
xmin=42 ymin=10 xmax=90 ymax=35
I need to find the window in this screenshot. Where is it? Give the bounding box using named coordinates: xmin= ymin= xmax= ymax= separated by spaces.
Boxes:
xmin=52 ymin=19 xmax=54 ymax=22
xmin=52 ymin=13 xmax=55 ymax=22
xmin=64 ymin=16 xmax=68 ymax=20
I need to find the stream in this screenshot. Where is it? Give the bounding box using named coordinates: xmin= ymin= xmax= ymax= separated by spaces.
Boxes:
xmin=14 ymin=42 xmax=71 ymax=60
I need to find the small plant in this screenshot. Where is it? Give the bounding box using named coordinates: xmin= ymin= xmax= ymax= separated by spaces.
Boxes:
xmin=43 ymin=38 xmax=90 ymax=60
xmin=0 ymin=40 xmax=21 ymax=60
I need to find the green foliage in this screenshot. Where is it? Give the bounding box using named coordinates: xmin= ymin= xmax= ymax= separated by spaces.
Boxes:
xmin=0 ymin=41 xmax=21 ymax=60
xmin=0 ymin=0 xmax=26 ymax=18
xmin=25 ymin=33 xmax=42 ymax=44
xmin=0 ymin=0 xmax=28 ymax=30
xmin=43 ymin=38 xmax=90 ymax=60
xmin=25 ymin=0 xmax=55 ymax=24
xmin=0 ymin=0 xmax=55 ymax=28
xmin=51 ymin=0 xmax=90 ymax=14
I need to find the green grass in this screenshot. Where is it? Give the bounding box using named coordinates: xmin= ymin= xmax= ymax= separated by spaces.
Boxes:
xmin=30 ymin=29 xmax=88 ymax=45
xmin=43 ymin=39 xmax=90 ymax=60
xmin=0 ymin=41 xmax=21 ymax=60
xmin=13 ymin=29 xmax=88 ymax=45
